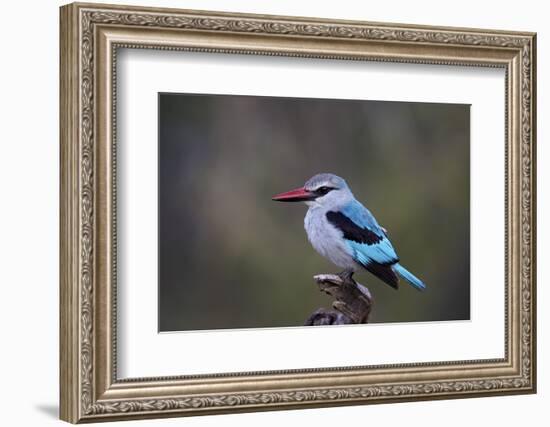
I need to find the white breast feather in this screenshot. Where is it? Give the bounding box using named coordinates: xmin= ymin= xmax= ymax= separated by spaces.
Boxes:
xmin=304 ymin=207 xmax=358 ymax=271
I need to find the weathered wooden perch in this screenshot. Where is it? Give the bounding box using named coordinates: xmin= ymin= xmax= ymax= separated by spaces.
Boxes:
xmin=304 ymin=274 xmax=373 ymax=326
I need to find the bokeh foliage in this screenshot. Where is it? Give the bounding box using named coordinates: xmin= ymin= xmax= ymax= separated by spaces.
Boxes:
xmin=159 ymin=93 xmax=470 ymax=331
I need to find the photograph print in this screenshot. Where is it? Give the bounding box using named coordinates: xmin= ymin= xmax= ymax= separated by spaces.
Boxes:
xmin=159 ymin=93 xmax=470 ymax=332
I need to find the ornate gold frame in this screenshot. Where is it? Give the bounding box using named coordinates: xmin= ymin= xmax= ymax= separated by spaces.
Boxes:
xmin=60 ymin=2 xmax=537 ymax=423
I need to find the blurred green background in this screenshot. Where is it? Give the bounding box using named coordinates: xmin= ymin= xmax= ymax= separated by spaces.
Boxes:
xmin=158 ymin=93 xmax=470 ymax=331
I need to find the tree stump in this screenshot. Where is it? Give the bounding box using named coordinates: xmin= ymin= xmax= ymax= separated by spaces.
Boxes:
xmin=304 ymin=274 xmax=373 ymax=326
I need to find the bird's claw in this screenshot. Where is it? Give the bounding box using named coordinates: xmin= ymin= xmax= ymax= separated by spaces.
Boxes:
xmin=337 ymin=269 xmax=355 ymax=283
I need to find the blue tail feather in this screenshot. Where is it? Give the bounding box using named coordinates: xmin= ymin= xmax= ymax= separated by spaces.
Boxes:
xmin=393 ymin=263 xmax=426 ymax=291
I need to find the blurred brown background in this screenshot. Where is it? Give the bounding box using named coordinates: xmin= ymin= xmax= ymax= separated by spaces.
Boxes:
xmin=158 ymin=93 xmax=470 ymax=332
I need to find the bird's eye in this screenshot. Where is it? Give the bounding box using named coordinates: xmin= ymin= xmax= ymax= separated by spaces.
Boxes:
xmin=316 ymin=186 xmax=333 ymax=195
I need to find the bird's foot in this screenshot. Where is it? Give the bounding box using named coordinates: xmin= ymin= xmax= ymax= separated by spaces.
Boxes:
xmin=337 ymin=269 xmax=355 ymax=283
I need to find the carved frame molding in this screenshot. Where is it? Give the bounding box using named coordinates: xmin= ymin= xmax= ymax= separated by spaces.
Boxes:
xmin=60 ymin=2 xmax=536 ymax=423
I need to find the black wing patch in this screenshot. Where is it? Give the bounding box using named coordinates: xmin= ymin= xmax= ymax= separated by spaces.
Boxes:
xmin=326 ymin=211 xmax=399 ymax=290
xmin=326 ymin=211 xmax=383 ymax=245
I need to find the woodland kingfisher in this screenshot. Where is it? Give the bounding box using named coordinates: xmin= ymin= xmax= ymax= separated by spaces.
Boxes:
xmin=272 ymin=173 xmax=426 ymax=291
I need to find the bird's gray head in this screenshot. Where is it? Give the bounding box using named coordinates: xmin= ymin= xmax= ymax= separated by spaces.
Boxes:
xmin=272 ymin=173 xmax=354 ymax=209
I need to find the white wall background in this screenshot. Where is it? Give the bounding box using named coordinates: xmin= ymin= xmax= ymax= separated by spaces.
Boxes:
xmin=0 ymin=0 xmax=545 ymax=426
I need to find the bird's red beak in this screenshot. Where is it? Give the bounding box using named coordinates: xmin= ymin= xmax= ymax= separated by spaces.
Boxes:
xmin=272 ymin=186 xmax=315 ymax=202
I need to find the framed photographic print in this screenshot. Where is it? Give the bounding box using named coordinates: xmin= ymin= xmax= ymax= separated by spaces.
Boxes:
xmin=59 ymin=2 xmax=537 ymax=423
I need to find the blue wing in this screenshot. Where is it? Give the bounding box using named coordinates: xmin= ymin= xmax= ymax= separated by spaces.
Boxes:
xmin=326 ymin=200 xmax=400 ymax=288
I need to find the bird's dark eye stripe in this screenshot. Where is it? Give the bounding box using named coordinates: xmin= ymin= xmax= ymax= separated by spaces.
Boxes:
xmin=315 ymin=186 xmax=335 ymax=195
